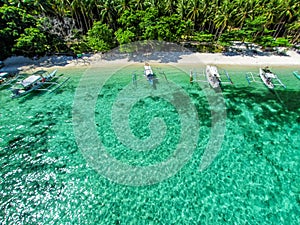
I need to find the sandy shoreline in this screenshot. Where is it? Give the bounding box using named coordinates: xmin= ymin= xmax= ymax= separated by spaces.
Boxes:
xmin=1 ymin=50 xmax=299 ymax=73
xmin=192 ymin=50 xmax=300 ymax=67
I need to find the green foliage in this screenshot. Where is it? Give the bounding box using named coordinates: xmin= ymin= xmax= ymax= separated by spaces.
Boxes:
xmin=138 ymin=9 xmax=192 ymax=42
xmin=86 ymin=22 xmax=115 ymax=52
xmin=70 ymin=41 xmax=90 ymax=54
xmin=139 ymin=8 xmax=159 ymax=40
xmin=0 ymin=5 xmax=37 ymax=59
xmin=115 ymin=28 xmax=136 ymax=44
xmin=0 ymin=0 xmax=299 ymax=58
xmin=274 ymin=37 xmax=291 ymax=47
xmin=194 ymin=32 xmax=214 ymax=42
xmin=0 ymin=5 xmax=36 ymax=31
xmin=256 ymin=35 xmax=276 ymax=47
xmin=156 ymin=14 xmax=191 ymax=42
xmin=14 ymin=27 xmax=48 ymax=57
xmin=242 ymin=16 xmax=267 ymax=40
xmin=118 ymin=10 xmax=140 ymax=32
xmin=256 ymin=36 xmax=292 ymax=48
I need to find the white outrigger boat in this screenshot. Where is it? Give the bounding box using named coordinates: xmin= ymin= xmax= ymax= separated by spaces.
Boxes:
xmin=191 ymin=65 xmax=233 ymax=88
xmin=246 ymin=67 xmax=286 ymax=89
xmin=10 ymin=69 xmax=70 ymax=98
xmin=132 ymin=63 xmax=168 ymax=88
xmin=144 ymin=63 xmax=155 ymax=85
xmin=206 ymin=65 xmax=222 ymax=88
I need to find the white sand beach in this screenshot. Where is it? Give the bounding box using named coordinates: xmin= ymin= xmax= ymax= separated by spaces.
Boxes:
xmin=1 ymin=49 xmax=299 ymax=73
xmin=181 ymin=50 xmax=300 ymax=67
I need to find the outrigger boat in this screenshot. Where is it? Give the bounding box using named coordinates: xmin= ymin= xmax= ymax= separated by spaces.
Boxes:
xmin=293 ymin=71 xmax=300 ymax=80
xmin=132 ymin=63 xmax=168 ymax=88
xmin=206 ymin=65 xmax=221 ymax=88
xmin=192 ymin=65 xmax=233 ymax=88
xmin=10 ymin=69 xmax=70 ymax=98
xmin=0 ymin=72 xmax=21 ymax=89
xmin=144 ymin=63 xmax=155 ymax=85
xmin=246 ymin=67 xmax=286 ymax=89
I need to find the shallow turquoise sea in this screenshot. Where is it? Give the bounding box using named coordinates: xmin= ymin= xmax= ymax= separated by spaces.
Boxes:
xmin=0 ymin=64 xmax=299 ymax=224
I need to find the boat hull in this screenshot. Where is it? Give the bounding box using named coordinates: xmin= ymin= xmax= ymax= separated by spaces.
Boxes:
xmin=206 ymin=65 xmax=221 ymax=89
xmin=259 ymin=68 xmax=274 ymax=89
xmin=144 ymin=63 xmax=155 ymax=85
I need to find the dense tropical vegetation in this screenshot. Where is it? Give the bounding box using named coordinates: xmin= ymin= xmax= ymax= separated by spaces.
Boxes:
xmin=0 ymin=0 xmax=299 ymax=59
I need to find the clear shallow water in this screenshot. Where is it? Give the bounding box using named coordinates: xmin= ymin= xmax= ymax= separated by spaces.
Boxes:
xmin=0 ymin=65 xmax=299 ymax=224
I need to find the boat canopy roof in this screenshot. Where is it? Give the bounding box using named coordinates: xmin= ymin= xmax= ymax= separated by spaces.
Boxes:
xmin=265 ymin=72 xmax=276 ymax=78
xmin=21 ymin=75 xmax=41 ymax=87
xmin=207 ymin=65 xmax=220 ymax=77
xmin=144 ymin=65 xmax=153 ymax=76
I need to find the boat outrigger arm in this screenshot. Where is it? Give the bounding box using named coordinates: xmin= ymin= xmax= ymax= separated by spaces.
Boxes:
xmin=224 ymin=70 xmax=233 ymax=84
xmin=132 ymin=66 xmax=168 ymax=87
xmin=274 ymin=76 xmax=286 ymax=88
xmin=293 ymin=71 xmax=300 ymax=80
xmin=246 ymin=69 xmax=286 ymax=89
xmin=191 ymin=70 xmax=207 ymax=83
xmin=191 ymin=67 xmax=233 ymax=87
xmin=0 ymin=72 xmax=24 ymax=88
xmin=49 ymin=77 xmax=70 ymax=93
xmin=37 ymin=76 xmax=70 ymax=93
xmin=246 ymin=72 xmax=258 ymax=84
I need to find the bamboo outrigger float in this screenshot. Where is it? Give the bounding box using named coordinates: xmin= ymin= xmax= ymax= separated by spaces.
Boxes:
xmin=293 ymin=71 xmax=300 ymax=80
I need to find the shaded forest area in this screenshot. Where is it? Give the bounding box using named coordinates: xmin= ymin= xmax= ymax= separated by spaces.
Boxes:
xmin=0 ymin=0 xmax=299 ymax=60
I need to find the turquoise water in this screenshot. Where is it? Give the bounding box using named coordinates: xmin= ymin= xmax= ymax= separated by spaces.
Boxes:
xmin=0 ymin=65 xmax=299 ymax=224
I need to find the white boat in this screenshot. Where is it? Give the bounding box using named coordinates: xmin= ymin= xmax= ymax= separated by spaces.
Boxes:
xmin=191 ymin=66 xmax=233 ymax=88
xmin=259 ymin=67 xmax=275 ymax=89
xmin=259 ymin=67 xmax=286 ymax=89
xmin=132 ymin=65 xmax=168 ymax=87
xmin=144 ymin=63 xmax=155 ymax=85
xmin=10 ymin=69 xmax=69 ymax=98
xmin=205 ymin=65 xmax=221 ymax=88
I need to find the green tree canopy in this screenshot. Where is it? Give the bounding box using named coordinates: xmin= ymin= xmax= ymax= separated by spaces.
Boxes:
xmin=86 ymin=22 xmax=115 ymax=52
xmin=0 ymin=0 xmax=299 ymax=58
xmin=0 ymin=5 xmax=36 ymax=59
xmin=14 ymin=27 xmax=48 ymax=57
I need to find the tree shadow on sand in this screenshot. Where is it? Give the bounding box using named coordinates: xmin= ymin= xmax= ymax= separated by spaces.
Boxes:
xmin=101 ymin=41 xmax=194 ymax=63
xmin=222 ymin=42 xmax=290 ymax=57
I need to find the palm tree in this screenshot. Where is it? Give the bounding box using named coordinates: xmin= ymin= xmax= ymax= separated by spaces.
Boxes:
xmin=161 ymin=0 xmax=178 ymax=15
xmin=176 ymin=0 xmax=189 ymax=20
xmin=97 ymin=0 xmax=119 ymax=30
xmin=133 ymin=0 xmax=146 ymax=10
xmin=213 ymin=1 xmax=231 ymax=40
xmin=187 ymin=0 xmax=202 ymax=31
xmin=273 ymin=0 xmax=296 ymax=38
xmin=287 ymin=20 xmax=300 ymax=44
